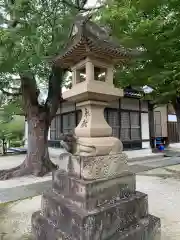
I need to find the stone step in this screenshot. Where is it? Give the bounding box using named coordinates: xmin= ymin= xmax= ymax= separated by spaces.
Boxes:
xmin=163 ymin=149 xmax=180 ymax=157
xmin=52 ymin=170 xmax=136 ymax=210
xmin=32 ymin=211 xmax=160 ymax=240
xmin=105 ymin=214 xmax=160 ymax=240
xmin=40 ymin=190 xmax=149 ymax=240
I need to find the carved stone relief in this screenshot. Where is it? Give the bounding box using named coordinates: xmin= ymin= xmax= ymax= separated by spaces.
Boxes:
xmin=81 ymin=153 xmax=128 ymax=180
xmin=80 ymin=108 xmax=90 ymax=128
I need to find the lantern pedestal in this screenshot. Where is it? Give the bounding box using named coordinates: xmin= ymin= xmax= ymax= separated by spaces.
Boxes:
xmin=32 ymin=169 xmax=160 ymax=240
xmin=31 ymin=15 xmax=160 ymax=240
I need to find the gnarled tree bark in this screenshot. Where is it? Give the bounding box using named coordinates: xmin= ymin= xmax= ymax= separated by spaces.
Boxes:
xmin=0 ymin=112 xmax=57 ymax=180
xmin=0 ymin=67 xmax=65 ymax=180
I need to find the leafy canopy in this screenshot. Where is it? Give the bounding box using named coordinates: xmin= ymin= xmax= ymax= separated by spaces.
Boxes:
xmin=99 ymin=0 xmax=180 ymax=105
xmin=0 ymin=0 xmax=77 ymax=89
xmin=0 ymin=0 xmax=102 ymax=118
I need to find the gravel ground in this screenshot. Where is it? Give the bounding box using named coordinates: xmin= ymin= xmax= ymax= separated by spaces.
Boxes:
xmin=137 ymin=175 xmax=180 ymax=240
xmin=0 ymin=173 xmax=180 ymax=239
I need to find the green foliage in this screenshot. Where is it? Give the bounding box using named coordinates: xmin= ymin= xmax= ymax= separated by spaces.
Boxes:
xmin=8 ymin=115 xmax=25 ymax=140
xmin=0 ymin=0 xmax=73 ymax=75
xmin=0 ymin=0 xmax=87 ymax=101
xmin=3 ymin=97 xmax=23 ymax=116
xmin=0 ymin=113 xmax=24 ymax=142
xmin=0 ymin=0 xmax=99 ymax=119
xmin=10 ymin=140 xmax=23 ymax=147
xmin=99 ymin=0 xmax=180 ymax=105
xmin=0 ymin=92 xmax=24 ymax=141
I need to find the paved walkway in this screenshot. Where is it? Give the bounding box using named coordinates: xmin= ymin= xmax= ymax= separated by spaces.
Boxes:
xmin=0 ymin=148 xmax=66 ymax=170
xmin=130 ymin=156 xmax=180 ymax=173
xmin=0 ymin=148 xmax=163 ymax=170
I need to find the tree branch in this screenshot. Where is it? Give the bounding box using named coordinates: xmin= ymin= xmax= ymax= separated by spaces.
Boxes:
xmin=45 ymin=66 xmax=67 ymax=120
xmin=1 ymin=88 xmax=21 ymax=97
xmin=20 ymin=73 xmax=40 ymax=107
xmin=76 ymin=0 xmax=88 ymax=9
xmin=7 ymin=0 xmax=20 ymax=28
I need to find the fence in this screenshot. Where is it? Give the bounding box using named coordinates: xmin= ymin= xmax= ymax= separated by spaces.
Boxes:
xmin=167 ymin=122 xmax=179 ymax=143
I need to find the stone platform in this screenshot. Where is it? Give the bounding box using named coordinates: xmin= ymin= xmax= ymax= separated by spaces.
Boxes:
xmin=32 ymin=211 xmax=160 ymax=240
xmin=32 ymin=168 xmax=160 ymax=240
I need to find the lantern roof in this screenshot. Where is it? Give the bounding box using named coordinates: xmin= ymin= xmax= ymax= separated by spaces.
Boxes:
xmin=53 ymin=14 xmax=138 ymax=68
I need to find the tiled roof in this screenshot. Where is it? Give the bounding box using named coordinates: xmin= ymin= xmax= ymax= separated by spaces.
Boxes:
xmin=53 ymin=14 xmax=139 ymax=68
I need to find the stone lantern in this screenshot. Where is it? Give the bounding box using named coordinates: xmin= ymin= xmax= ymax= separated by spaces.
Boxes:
xmin=53 ymin=14 xmax=133 ymax=159
xmin=63 ymin=56 xmax=121 ymax=138
xmin=32 ymin=14 xmax=160 ymax=240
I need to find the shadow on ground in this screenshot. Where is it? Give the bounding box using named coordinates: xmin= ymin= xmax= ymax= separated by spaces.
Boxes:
xmin=0 ymin=196 xmax=40 ymax=240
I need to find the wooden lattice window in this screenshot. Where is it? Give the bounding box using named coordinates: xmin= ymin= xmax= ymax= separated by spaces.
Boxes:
xmin=50 ymin=115 xmax=61 ymax=140
xmin=62 ymin=113 xmax=76 ymax=134
xmin=120 ymin=111 xmax=141 ymax=141
xmin=130 ymin=112 xmax=141 ymax=140
xmin=105 ymin=109 xmax=120 ymax=138
xmin=121 ymin=112 xmax=130 ymax=141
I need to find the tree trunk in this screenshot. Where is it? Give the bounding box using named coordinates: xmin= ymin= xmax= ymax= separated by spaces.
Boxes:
xmin=176 ymin=115 xmax=180 ymax=142
xmin=2 ymin=139 xmax=6 ymax=155
xmin=0 ymin=68 xmax=66 ymax=180
xmin=0 ymin=112 xmax=58 ymax=180
xmin=24 ymin=115 xmax=57 ymax=176
xmin=173 ymin=99 xmax=180 ymax=142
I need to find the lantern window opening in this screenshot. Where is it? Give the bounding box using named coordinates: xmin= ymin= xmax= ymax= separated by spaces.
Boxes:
xmin=94 ymin=66 xmax=107 ymax=82
xmin=76 ymin=65 xmax=86 ymax=84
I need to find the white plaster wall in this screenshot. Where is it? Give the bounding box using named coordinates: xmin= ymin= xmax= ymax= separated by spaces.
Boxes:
xmin=141 ymin=113 xmax=150 ymax=140
xmin=142 ymin=141 xmax=151 ymax=149
xmin=141 ymin=113 xmax=150 ymax=149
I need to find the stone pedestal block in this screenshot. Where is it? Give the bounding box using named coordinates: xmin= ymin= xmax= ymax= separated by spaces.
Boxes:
xmin=40 ymin=190 xmax=149 ymax=238
xmin=32 ymin=211 xmax=160 ymax=240
xmin=32 ymin=169 xmax=160 ymax=240
xmin=60 ymin=153 xmax=128 ymax=180
xmin=52 ymin=170 xmax=136 ymax=210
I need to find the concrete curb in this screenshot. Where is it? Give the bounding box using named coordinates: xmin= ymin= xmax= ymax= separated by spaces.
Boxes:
xmin=164 ymin=150 xmax=180 ymax=157
xmin=127 ymin=154 xmax=164 ymax=163
xmin=0 ymin=179 xmax=52 ymax=204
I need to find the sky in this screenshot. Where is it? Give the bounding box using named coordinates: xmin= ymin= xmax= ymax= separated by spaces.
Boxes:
xmin=87 ymin=0 xmax=98 ymax=6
